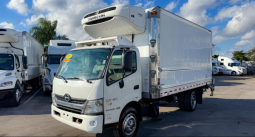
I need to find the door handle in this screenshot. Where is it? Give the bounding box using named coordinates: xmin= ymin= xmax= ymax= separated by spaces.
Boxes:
xmin=134 ymin=85 xmax=139 ymax=90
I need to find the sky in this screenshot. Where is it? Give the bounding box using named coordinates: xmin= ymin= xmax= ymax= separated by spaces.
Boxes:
xmin=0 ymin=0 xmax=255 ymax=58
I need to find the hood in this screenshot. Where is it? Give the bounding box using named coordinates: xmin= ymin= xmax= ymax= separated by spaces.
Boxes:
xmin=0 ymin=70 xmax=13 ymax=81
xmin=53 ymin=78 xmax=95 ymax=99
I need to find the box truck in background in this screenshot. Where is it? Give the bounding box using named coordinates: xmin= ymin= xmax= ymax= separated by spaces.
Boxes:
xmin=0 ymin=28 xmax=43 ymax=106
xmin=51 ymin=5 xmax=214 ymax=136
xmin=41 ymin=40 xmax=76 ymax=95
xmin=212 ymin=58 xmax=223 ymax=75
xmin=218 ymin=56 xmax=247 ymax=75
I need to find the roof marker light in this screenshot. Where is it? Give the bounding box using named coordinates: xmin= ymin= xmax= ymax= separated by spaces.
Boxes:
xmin=151 ymin=11 xmax=157 ymax=15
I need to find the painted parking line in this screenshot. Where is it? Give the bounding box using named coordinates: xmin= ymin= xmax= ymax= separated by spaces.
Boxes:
xmin=22 ymin=87 xmax=42 ymax=105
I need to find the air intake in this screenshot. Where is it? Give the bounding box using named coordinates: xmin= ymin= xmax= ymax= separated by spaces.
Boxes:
xmin=84 ymin=7 xmax=116 ymax=19
xmin=86 ymin=17 xmax=113 ymax=25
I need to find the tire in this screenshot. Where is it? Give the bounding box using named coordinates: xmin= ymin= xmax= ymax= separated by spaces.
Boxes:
xmin=184 ymin=91 xmax=197 ymax=112
xmin=118 ymin=107 xmax=139 ymax=137
xmin=10 ymin=84 xmax=22 ymax=107
xmin=43 ymin=86 xmax=51 ymax=96
xmin=231 ymin=71 xmax=236 ymax=76
xmin=178 ymin=93 xmax=186 ymax=110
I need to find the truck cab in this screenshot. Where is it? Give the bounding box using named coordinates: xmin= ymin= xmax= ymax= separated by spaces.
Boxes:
xmin=212 ymin=58 xmax=223 ymax=75
xmin=218 ymin=56 xmax=247 ymax=75
xmin=42 ymin=40 xmax=76 ymax=95
xmin=0 ymin=53 xmax=23 ymax=105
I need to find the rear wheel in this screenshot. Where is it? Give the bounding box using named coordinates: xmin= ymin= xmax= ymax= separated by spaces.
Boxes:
xmin=184 ymin=91 xmax=197 ymax=112
xmin=10 ymin=84 xmax=22 ymax=107
xmin=118 ymin=107 xmax=139 ymax=137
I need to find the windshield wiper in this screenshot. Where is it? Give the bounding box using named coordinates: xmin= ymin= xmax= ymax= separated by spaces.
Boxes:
xmin=86 ymin=80 xmax=92 ymax=84
xmin=57 ymin=75 xmax=68 ymax=83
xmin=67 ymin=77 xmax=84 ymax=81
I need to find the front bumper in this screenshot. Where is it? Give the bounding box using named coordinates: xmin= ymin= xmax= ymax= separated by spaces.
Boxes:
xmin=51 ymin=104 xmax=103 ymax=133
xmin=0 ymin=88 xmax=14 ymax=101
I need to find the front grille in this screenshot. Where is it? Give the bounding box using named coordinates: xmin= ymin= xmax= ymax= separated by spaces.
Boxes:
xmin=57 ymin=105 xmax=82 ymax=114
xmin=55 ymin=94 xmax=86 ymax=104
xmin=84 ymin=7 xmax=116 ymax=19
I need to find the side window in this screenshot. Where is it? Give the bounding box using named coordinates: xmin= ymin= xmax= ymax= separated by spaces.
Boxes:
xmin=220 ymin=63 xmax=224 ymax=65
xmin=221 ymin=59 xmax=224 ymax=61
xmin=106 ymin=50 xmax=137 ymax=86
xmin=14 ymin=55 xmax=20 ymax=69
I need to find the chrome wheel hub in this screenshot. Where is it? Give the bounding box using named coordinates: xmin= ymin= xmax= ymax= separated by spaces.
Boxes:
xmin=122 ymin=113 xmax=136 ymax=136
xmin=16 ymin=89 xmax=22 ymax=102
xmin=191 ymin=92 xmax=196 ymax=109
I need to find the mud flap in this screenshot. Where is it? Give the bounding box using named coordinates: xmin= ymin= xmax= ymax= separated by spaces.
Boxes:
xmin=196 ymin=88 xmax=203 ymax=104
xmin=210 ymin=78 xmax=215 ymax=96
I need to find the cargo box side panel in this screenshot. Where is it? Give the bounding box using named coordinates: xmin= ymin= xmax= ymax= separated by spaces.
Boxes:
xmin=159 ymin=9 xmax=212 ymax=91
xmin=24 ymin=33 xmax=43 ymax=81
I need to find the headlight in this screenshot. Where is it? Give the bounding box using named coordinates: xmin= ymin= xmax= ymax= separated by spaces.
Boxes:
xmin=0 ymin=81 xmax=13 ymax=87
xmin=84 ymin=99 xmax=103 ymax=115
xmin=52 ymin=93 xmax=57 ymax=106
xmin=44 ymin=78 xmax=50 ymax=84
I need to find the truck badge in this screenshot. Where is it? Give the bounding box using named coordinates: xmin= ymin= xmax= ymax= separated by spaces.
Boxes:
xmin=64 ymin=94 xmax=71 ymax=102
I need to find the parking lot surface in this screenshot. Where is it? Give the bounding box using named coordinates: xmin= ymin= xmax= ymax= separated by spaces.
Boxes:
xmin=1 ymin=76 xmax=255 ymax=136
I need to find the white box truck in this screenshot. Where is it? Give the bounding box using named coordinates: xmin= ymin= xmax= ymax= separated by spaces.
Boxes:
xmin=218 ymin=56 xmax=247 ymax=75
xmin=0 ymin=28 xmax=43 ymax=106
xmin=212 ymin=58 xmax=223 ymax=75
xmin=51 ymin=5 xmax=214 ymax=136
xmin=41 ymin=40 xmax=76 ymax=95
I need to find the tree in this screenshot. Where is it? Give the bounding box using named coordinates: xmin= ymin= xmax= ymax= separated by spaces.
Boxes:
xmin=232 ymin=50 xmax=248 ymax=62
xmin=212 ymin=54 xmax=219 ymax=58
xmin=29 ymin=18 xmax=69 ymax=52
xmin=245 ymin=47 xmax=255 ymax=61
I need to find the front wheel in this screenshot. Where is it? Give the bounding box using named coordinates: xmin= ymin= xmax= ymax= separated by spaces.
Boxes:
xmin=118 ymin=107 xmax=139 ymax=137
xmin=231 ymin=71 xmax=237 ymax=76
xmin=10 ymin=84 xmax=22 ymax=107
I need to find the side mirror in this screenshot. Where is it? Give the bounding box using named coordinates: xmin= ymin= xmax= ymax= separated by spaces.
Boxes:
xmin=122 ymin=51 xmax=132 ymax=71
xmin=22 ymin=56 xmax=28 ymax=69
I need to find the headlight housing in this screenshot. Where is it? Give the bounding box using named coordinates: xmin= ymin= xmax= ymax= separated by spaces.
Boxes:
xmin=52 ymin=93 xmax=57 ymax=106
xmin=0 ymin=81 xmax=13 ymax=87
xmin=84 ymin=99 xmax=103 ymax=115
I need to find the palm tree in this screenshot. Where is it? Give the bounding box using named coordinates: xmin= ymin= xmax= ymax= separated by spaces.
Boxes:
xmin=29 ymin=18 xmax=69 ymax=46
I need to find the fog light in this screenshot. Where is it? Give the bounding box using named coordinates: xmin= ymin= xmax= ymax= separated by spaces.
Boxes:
xmin=89 ymin=121 xmax=97 ymax=126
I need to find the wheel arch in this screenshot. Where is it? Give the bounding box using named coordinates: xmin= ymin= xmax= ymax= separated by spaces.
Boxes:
xmin=120 ymin=101 xmax=142 ymax=122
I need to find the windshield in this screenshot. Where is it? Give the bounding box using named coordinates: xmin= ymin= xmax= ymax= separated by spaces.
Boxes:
xmin=0 ymin=54 xmax=14 ymax=70
xmin=56 ymin=48 xmax=111 ymax=80
xmin=232 ymin=63 xmax=240 ymax=66
xmin=48 ymin=55 xmax=62 ymax=64
xmin=212 ymin=63 xmax=217 ymax=66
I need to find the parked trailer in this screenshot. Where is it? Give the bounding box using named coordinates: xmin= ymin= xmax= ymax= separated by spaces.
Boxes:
xmin=0 ymin=28 xmax=43 ymax=106
xmin=212 ymin=58 xmax=223 ymax=75
xmin=51 ymin=5 xmax=214 ymax=136
xmin=42 ymin=40 xmax=76 ymax=95
xmin=241 ymin=61 xmax=255 ymax=75
xmin=218 ymin=56 xmax=247 ymax=75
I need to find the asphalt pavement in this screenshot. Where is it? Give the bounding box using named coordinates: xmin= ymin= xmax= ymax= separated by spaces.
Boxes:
xmin=0 ymin=76 xmax=255 ymax=136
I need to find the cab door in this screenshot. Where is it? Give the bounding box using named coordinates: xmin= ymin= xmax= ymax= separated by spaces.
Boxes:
xmin=103 ymin=48 xmax=141 ymax=124
xmin=14 ymin=55 xmax=22 ymax=84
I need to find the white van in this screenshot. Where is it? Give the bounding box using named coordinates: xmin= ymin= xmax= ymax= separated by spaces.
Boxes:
xmin=218 ymin=56 xmax=247 ymax=75
xmin=42 ymin=40 xmax=76 ymax=95
xmin=212 ymin=58 xmax=223 ymax=75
